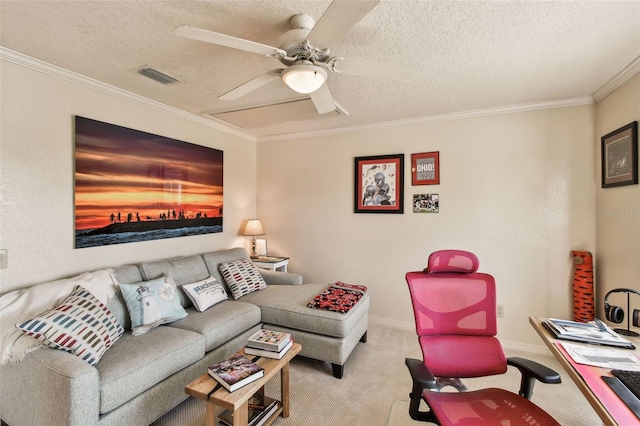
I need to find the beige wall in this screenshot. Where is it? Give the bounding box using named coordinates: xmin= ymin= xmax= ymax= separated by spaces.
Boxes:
xmin=595 ymin=73 xmax=640 ymax=331
xmin=257 ymin=106 xmax=596 ymax=348
xmin=3 ymin=52 xmax=619 ymax=349
xmin=0 ymin=60 xmax=257 ymax=293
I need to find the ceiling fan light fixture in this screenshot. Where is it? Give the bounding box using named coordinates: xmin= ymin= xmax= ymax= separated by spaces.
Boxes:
xmin=281 ymin=64 xmax=327 ymax=94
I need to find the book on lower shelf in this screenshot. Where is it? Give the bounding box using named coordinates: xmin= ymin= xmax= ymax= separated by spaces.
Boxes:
xmin=217 ymin=393 xmax=279 ymax=426
xmin=208 ymin=353 xmax=264 ymax=392
xmin=245 ymin=339 xmax=293 ymax=360
xmin=247 ymin=329 xmax=292 ymax=352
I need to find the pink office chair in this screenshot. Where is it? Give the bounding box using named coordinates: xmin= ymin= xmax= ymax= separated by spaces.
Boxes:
xmin=405 ymin=250 xmax=562 ymax=426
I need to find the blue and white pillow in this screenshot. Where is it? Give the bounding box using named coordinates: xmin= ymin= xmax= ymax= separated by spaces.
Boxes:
xmin=16 ymin=285 xmax=124 ymax=366
xmin=218 ymin=259 xmax=268 ymax=299
xmin=119 ymin=276 xmax=188 ymax=336
xmin=182 ymin=276 xmax=228 ymax=312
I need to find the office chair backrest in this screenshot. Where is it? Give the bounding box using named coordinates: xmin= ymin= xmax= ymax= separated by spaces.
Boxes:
xmin=406 ymin=249 xmax=506 ymax=378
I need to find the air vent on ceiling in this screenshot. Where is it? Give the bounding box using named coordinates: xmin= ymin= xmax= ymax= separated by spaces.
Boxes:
xmin=137 ymin=66 xmax=180 ymax=85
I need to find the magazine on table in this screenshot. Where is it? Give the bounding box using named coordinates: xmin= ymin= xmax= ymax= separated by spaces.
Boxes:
xmin=208 ymin=353 xmax=264 ymax=392
xmin=253 ymin=256 xmax=288 ymax=262
xmin=245 ymin=340 xmax=293 ymax=359
xmin=544 ymin=318 xmax=635 ymax=349
xmin=247 ymin=329 xmax=292 ymax=352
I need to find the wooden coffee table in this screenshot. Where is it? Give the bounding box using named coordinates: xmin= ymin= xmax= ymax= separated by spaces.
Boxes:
xmin=185 ymin=342 xmax=301 ymax=426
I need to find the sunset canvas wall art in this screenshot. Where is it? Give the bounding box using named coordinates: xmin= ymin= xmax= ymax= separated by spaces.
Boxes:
xmin=74 ymin=116 xmax=223 ymax=248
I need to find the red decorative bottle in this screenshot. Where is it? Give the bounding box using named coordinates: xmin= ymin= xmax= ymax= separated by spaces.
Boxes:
xmin=572 ymin=250 xmax=595 ymax=323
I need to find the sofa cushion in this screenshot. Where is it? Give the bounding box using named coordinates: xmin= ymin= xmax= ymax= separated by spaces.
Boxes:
xmin=15 ymin=285 xmax=124 ymax=366
xmin=201 ymin=248 xmax=250 ymax=292
xmin=119 ymin=277 xmax=188 ymax=336
xmin=240 ymin=284 xmax=370 ymax=338
xmin=111 ymin=264 xmax=144 ymax=285
xmin=97 ymin=326 xmax=204 ymax=414
xmin=168 ymin=300 xmax=261 ymax=352
xmin=140 ymin=255 xmax=210 ymax=307
xmin=109 ymin=265 xmax=144 ymax=331
xmin=106 ymin=291 xmax=131 ymax=331
xmin=182 ymin=276 xmax=228 ymax=312
xmin=218 ymin=259 xmax=268 ymax=299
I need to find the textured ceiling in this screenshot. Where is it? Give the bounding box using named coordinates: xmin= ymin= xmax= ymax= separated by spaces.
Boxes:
xmin=1 ymin=1 xmax=639 ymax=139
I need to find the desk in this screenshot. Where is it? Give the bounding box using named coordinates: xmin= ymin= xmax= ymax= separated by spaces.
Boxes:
xmin=530 ymin=316 xmax=640 ymax=426
xmin=252 ymin=257 xmax=289 ymax=273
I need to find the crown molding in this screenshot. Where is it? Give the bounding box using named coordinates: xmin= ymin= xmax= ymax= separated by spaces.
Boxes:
xmin=592 ymin=55 xmax=640 ymax=102
xmin=0 ymin=47 xmax=256 ymax=142
xmin=259 ymin=96 xmax=595 ymax=142
xmin=7 ymin=46 xmax=635 ymax=144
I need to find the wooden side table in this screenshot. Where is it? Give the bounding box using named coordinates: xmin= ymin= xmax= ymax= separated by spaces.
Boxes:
xmin=251 ymin=256 xmax=289 ymax=273
xmin=185 ymin=343 xmax=301 ymax=426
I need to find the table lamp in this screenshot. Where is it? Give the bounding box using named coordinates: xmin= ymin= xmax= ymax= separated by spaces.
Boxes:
xmin=243 ymin=219 xmax=265 ymax=258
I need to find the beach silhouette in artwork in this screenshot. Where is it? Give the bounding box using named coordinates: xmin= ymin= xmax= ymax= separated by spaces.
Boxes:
xmin=82 ymin=209 xmax=222 ymax=236
xmin=74 ymin=116 xmax=223 ymax=248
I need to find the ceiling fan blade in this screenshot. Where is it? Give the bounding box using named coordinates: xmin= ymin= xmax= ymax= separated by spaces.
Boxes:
xmin=333 ymin=57 xmax=421 ymax=82
xmin=306 ymin=0 xmax=379 ymax=49
xmin=218 ymin=70 xmax=283 ymax=101
xmin=309 ymin=84 xmax=337 ymax=115
xmin=174 ymin=26 xmax=286 ymax=57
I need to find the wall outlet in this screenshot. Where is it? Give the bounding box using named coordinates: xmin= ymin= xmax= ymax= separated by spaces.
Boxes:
xmin=0 ymin=249 xmax=7 ymax=269
xmin=497 ymin=304 xmax=504 ymax=318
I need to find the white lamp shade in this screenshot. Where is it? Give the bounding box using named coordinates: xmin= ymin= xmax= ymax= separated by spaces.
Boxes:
xmin=281 ymin=64 xmax=327 ymax=94
xmin=243 ymin=219 xmax=264 ymax=236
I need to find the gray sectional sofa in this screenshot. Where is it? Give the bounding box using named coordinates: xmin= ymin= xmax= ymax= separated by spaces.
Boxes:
xmin=0 ymin=247 xmax=369 ymax=426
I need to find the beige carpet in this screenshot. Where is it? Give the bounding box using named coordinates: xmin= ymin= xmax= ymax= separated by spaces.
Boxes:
xmin=152 ymin=324 xmax=601 ymax=426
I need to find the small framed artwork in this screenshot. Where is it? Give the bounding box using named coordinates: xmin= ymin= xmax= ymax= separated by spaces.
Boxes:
xmin=411 ymin=151 xmax=440 ymax=185
xmin=601 ymin=121 xmax=638 ymax=188
xmin=255 ymin=238 xmax=268 ymax=256
xmin=413 ymin=194 xmax=439 ymax=213
xmin=354 ymin=154 xmax=404 ymax=214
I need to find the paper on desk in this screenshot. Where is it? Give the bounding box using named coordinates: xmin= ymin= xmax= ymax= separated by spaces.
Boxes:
xmin=560 ymin=341 xmax=640 ymax=370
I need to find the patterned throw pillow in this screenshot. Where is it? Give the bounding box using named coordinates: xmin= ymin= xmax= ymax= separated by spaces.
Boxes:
xmin=15 ymin=285 xmax=124 ymax=366
xmin=119 ymin=276 xmax=188 ymax=336
xmin=218 ymin=259 xmax=268 ymax=299
xmin=182 ymin=276 xmax=228 ymax=312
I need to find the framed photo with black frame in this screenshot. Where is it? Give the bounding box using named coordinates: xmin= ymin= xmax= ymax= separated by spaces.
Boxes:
xmin=354 ymin=154 xmax=404 ymax=214
xmin=601 ymin=121 xmax=638 ymax=188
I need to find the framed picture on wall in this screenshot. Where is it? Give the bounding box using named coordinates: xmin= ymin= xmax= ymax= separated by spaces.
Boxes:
xmin=601 ymin=121 xmax=638 ymax=188
xmin=411 ymin=151 xmax=440 ymax=185
xmin=413 ymin=194 xmax=439 ymax=213
xmin=354 ymin=154 xmax=404 ymax=214
xmin=74 ymin=116 xmax=224 ymax=248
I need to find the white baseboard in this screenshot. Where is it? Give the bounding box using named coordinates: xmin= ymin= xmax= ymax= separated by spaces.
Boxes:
xmin=369 ymin=315 xmax=415 ymax=331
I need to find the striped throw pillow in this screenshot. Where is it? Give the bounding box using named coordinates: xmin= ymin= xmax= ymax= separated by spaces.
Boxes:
xmin=218 ymin=259 xmax=268 ymax=299
xmin=16 ymin=285 xmax=124 ymax=366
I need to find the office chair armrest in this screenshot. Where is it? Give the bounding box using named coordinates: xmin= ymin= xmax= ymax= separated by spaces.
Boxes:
xmin=405 ymin=358 xmax=437 ymax=389
xmin=404 ymin=358 xmax=437 ymax=422
xmin=507 ymin=356 xmax=562 ymax=399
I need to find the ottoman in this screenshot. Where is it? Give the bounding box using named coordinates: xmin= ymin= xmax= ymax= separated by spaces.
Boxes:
xmin=240 ymin=283 xmax=369 ymax=378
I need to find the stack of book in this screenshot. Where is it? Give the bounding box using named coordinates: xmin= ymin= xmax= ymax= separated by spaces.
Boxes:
xmin=207 ymin=353 xmax=264 ymax=392
xmin=544 ymin=318 xmax=635 ymax=349
xmin=245 ymin=329 xmax=293 ymax=359
xmin=217 ymin=393 xmax=279 ymax=426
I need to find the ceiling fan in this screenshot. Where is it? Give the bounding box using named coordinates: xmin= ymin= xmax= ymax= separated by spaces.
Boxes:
xmin=174 ymin=0 xmax=420 ymax=115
